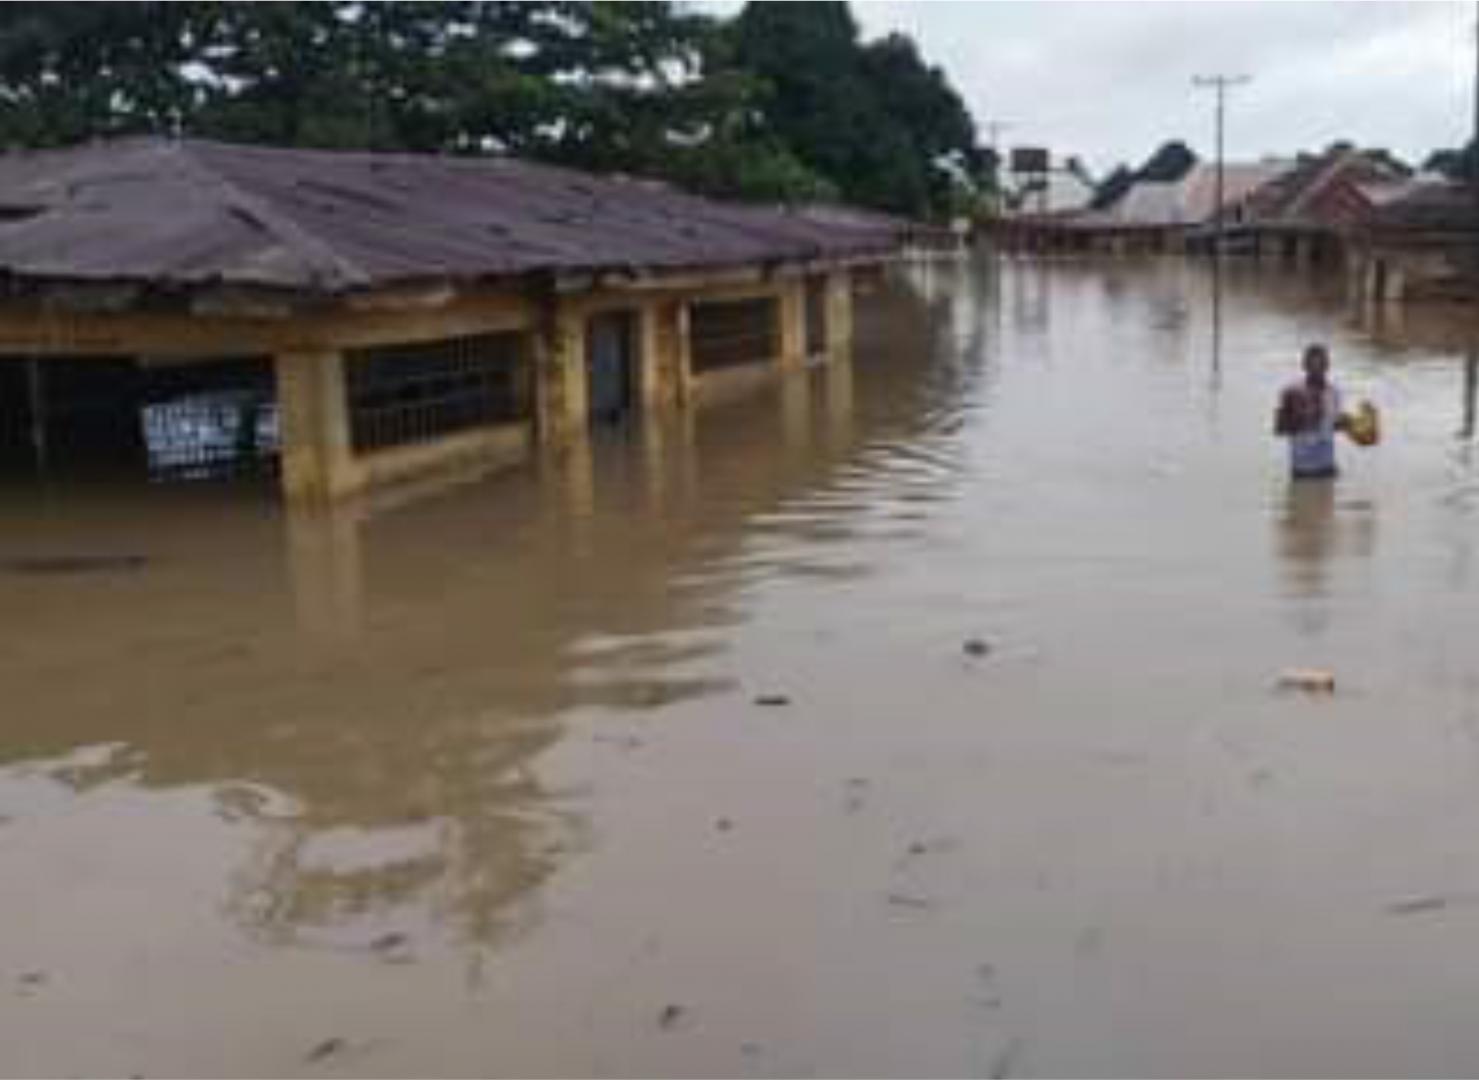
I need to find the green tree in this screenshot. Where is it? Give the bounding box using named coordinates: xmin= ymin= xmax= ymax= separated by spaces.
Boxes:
xmin=1091 ymin=164 xmax=1134 ymax=209
xmin=1424 ymin=143 xmax=1474 ymax=180
xmin=0 ymin=2 xmax=204 ymax=146
xmin=1136 ymin=140 xmax=1197 ymax=183
xmin=730 ymin=2 xmax=980 ymax=218
xmin=0 ymin=1 xmax=978 ymax=212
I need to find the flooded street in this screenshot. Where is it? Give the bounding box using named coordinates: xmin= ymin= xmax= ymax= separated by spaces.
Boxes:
xmin=9 ymin=257 xmax=1479 ymax=1077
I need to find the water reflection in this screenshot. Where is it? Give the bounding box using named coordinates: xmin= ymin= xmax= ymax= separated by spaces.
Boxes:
xmin=1272 ymin=477 xmax=1380 ymax=639
xmin=0 ymin=276 xmax=966 ymax=966
xmin=24 ymin=262 xmax=1479 ymax=1074
xmin=1274 ymin=478 xmax=1340 ymax=602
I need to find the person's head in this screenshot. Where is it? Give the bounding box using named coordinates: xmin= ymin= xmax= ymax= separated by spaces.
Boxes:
xmin=1302 ymin=343 xmax=1330 ymax=385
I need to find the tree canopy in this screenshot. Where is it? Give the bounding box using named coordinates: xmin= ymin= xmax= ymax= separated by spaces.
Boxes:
xmin=0 ymin=1 xmax=989 ymax=219
xmin=1135 ymin=140 xmax=1197 ymax=183
xmin=1090 ymin=140 xmax=1199 ymax=210
xmin=1424 ymin=142 xmax=1475 ymax=181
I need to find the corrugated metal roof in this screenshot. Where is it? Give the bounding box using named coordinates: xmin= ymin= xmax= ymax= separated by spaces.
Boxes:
xmin=0 ymin=137 xmax=904 ymax=295
xmin=1177 ymin=161 xmax=1291 ymax=222
xmin=1101 ymin=162 xmax=1291 ymax=228
xmin=1365 ymin=180 xmax=1479 ymax=233
xmin=1245 ymin=150 xmax=1407 ymax=225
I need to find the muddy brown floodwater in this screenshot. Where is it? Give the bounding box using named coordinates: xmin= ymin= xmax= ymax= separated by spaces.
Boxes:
xmin=6 ymin=258 xmax=1479 ymax=1077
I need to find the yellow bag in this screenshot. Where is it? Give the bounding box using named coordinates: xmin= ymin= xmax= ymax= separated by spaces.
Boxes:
xmin=1347 ymin=400 xmax=1380 ymax=447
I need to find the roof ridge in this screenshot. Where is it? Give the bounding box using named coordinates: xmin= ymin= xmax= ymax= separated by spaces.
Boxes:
xmin=169 ymin=140 xmax=373 ymax=290
xmin=1284 ymin=149 xmax=1350 ymax=219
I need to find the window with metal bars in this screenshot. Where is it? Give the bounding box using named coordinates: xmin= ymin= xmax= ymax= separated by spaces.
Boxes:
xmin=689 ymin=297 xmax=779 ymax=374
xmin=345 ymin=332 xmax=526 ymax=454
xmin=139 ymin=358 xmax=279 ymax=481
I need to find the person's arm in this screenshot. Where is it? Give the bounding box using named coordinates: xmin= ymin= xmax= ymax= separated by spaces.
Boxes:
xmin=1274 ymin=388 xmax=1302 ymax=436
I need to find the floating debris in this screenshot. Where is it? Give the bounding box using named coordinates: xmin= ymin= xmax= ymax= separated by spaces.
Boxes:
xmin=962 ymin=638 xmax=991 ymax=658
xmin=715 ymin=817 xmax=734 ymax=832
xmin=594 ymin=733 xmax=645 ymax=751
xmin=368 ymin=932 xmax=413 ymax=962
xmin=753 ymin=694 xmax=791 ymax=707
xmin=886 ymin=892 xmax=933 ymax=910
xmin=1387 ymin=896 xmax=1451 ymax=915
xmin=658 ymin=1004 xmax=685 ymax=1030
xmin=1276 ymin=668 xmax=1335 ymax=693
xmin=907 ymin=841 xmax=928 ymax=857
xmin=5 ymin=554 xmax=149 ymax=576
xmin=305 ymin=1037 xmax=346 ymax=1063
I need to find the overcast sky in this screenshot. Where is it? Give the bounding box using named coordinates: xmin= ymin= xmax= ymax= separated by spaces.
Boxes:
xmin=708 ymin=2 xmax=1478 ymax=177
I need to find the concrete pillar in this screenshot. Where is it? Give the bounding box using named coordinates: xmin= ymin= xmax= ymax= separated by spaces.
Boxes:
xmin=535 ymin=297 xmax=588 ymax=446
xmin=824 ymin=269 xmax=854 ymax=362
xmin=777 ymin=279 xmax=806 ymax=370
xmin=645 ymin=297 xmax=684 ymax=411
xmin=276 ymin=348 xmax=358 ymax=502
xmin=1346 ymin=255 xmax=1366 ymax=305
xmin=674 ymin=301 xmax=695 ymax=406
xmin=1384 ymin=266 xmax=1407 ymax=304
xmin=635 ymin=302 xmax=661 ymax=412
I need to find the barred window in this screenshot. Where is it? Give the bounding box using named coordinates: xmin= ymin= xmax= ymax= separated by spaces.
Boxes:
xmin=346 ymin=333 xmax=525 ymax=454
xmin=689 ymin=298 xmax=778 ymax=374
xmin=139 ymin=358 xmax=279 ymax=480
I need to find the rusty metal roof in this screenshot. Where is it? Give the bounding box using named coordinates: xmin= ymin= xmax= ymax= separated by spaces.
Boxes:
xmin=0 ymin=137 xmax=904 ymax=295
xmin=1364 ymin=180 xmax=1479 ymax=234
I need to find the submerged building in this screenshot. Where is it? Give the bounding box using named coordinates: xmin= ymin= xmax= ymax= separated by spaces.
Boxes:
xmin=0 ymin=138 xmax=903 ymax=499
xmin=1348 ymin=179 xmax=1479 ymax=303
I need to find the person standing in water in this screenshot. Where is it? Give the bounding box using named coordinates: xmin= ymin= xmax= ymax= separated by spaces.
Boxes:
xmin=1274 ymin=343 xmax=1351 ymax=479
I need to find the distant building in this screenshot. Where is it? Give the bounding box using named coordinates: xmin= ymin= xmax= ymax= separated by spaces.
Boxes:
xmin=994 ymin=159 xmax=1291 ymax=254
xmin=1229 ymin=146 xmax=1412 ymax=267
xmin=1348 ymin=178 xmax=1479 ymax=302
xmin=1004 ymin=156 xmax=1096 ymax=217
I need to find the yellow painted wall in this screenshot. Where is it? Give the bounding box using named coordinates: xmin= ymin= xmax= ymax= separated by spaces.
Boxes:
xmin=0 ymin=262 xmax=869 ymax=501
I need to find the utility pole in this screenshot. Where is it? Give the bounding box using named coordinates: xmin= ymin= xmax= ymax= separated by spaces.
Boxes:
xmin=1192 ymin=74 xmax=1250 ymax=258
xmin=1470 ymin=2 xmax=1478 ymax=275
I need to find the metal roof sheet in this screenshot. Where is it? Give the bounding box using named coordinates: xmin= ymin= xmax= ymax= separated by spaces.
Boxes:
xmin=0 ymin=138 xmax=905 ymax=295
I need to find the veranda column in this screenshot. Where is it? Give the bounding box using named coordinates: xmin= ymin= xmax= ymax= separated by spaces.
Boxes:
xmin=824 ymin=269 xmax=854 ymax=361
xmin=777 ymin=279 xmax=806 ymax=370
xmin=276 ymin=348 xmax=358 ymax=501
